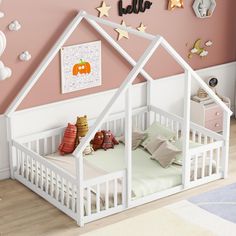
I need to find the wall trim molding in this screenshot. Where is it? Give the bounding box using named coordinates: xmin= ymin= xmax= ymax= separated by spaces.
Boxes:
xmin=0 ymin=168 xmax=10 ymax=180
xmin=12 ymin=61 xmax=236 ymax=117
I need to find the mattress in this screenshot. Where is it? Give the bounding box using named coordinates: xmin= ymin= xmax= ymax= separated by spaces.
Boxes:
xmin=46 ymin=145 xmax=182 ymax=199
xmin=45 ymin=143 xmax=215 ymax=199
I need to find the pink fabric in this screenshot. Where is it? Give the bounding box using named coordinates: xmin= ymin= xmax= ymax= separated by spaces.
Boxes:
xmin=0 ymin=0 xmax=235 ymax=114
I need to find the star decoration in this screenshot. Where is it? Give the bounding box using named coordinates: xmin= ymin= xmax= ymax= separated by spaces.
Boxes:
xmin=96 ymin=1 xmax=111 ymax=18
xmin=168 ymin=0 xmax=184 ymax=10
xmin=137 ymin=23 xmax=147 ymax=32
xmin=115 ymin=20 xmax=129 ymax=41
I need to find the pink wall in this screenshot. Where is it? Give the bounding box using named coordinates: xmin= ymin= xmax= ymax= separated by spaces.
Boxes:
xmin=0 ymin=0 xmax=235 ymax=114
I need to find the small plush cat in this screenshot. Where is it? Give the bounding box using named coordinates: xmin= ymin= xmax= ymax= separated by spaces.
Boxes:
xmin=58 ymin=123 xmax=77 ymax=155
xmin=101 ymin=130 xmax=119 ymax=151
xmin=92 ymin=131 xmax=104 ymax=151
xmin=83 ymin=145 xmax=94 ymax=156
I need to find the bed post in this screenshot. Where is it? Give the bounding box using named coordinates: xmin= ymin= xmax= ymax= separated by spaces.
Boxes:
xmin=182 ymin=69 xmax=191 ymax=188
xmin=222 ymin=111 xmax=230 ymax=178
xmin=75 ymin=153 xmax=84 ymax=227
xmin=125 ymin=86 xmax=132 ymax=207
xmin=147 ymin=80 xmax=152 ymax=128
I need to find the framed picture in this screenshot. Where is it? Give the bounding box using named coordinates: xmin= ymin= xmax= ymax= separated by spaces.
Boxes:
xmin=60 ymin=41 xmax=102 ymax=94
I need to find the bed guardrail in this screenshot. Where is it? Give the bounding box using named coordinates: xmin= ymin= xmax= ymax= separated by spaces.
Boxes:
xmin=188 ymin=140 xmax=223 ymax=184
xmin=12 ymin=140 xmax=78 ymax=220
xmin=83 ymin=169 xmax=126 ymax=223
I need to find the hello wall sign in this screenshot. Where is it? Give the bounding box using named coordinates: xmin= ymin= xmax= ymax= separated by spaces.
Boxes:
xmin=118 ymin=0 xmax=153 ymax=16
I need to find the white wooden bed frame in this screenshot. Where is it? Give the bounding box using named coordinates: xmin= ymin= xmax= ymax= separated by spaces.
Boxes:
xmin=4 ymin=11 xmax=232 ymax=227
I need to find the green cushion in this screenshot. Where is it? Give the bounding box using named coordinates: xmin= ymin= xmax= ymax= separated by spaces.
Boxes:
xmin=141 ymin=122 xmax=176 ymax=147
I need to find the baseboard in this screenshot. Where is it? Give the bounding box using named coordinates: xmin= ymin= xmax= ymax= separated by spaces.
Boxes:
xmin=0 ymin=168 xmax=10 ymax=180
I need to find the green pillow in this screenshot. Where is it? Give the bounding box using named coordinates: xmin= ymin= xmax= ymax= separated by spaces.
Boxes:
xmin=141 ymin=122 xmax=176 ymax=148
xmin=172 ymin=138 xmax=202 ymax=165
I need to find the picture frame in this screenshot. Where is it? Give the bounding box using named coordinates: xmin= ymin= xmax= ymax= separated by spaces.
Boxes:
xmin=192 ymin=0 xmax=216 ymax=18
xmin=60 ymin=41 xmax=102 ymax=94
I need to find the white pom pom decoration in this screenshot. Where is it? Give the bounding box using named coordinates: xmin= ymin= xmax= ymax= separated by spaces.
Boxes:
xmin=8 ymin=20 xmax=21 ymax=31
xmin=19 ymin=51 xmax=31 ymax=61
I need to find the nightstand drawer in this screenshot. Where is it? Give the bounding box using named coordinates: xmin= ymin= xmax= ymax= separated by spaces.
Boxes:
xmin=205 ymin=118 xmax=223 ymax=132
xmin=205 ymin=106 xmax=223 ymax=121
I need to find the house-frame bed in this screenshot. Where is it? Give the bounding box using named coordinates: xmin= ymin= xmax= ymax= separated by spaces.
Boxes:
xmin=5 ymin=10 xmax=232 ymax=226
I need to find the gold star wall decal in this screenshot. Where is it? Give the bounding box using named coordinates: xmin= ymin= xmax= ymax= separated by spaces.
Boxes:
xmin=137 ymin=23 xmax=147 ymax=32
xmin=115 ymin=20 xmax=129 ymax=41
xmin=96 ymin=1 xmax=111 ymax=18
xmin=168 ymin=0 xmax=184 ymax=10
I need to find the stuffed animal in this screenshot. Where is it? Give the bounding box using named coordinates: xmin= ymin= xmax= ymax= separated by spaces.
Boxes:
xmin=83 ymin=145 xmax=94 ymax=156
xmin=58 ymin=123 xmax=77 ymax=155
xmin=92 ymin=131 xmax=104 ymax=151
xmin=101 ymin=130 xmax=119 ymax=151
xmin=76 ymin=115 xmax=89 ymax=146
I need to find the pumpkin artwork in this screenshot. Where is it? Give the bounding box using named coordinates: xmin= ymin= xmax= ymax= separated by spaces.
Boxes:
xmin=72 ymin=59 xmax=91 ymax=76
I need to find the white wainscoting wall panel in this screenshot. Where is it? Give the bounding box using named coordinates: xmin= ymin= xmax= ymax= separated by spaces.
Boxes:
xmin=0 ymin=115 xmax=9 ymax=179
xmin=0 ymin=62 xmax=235 ymax=179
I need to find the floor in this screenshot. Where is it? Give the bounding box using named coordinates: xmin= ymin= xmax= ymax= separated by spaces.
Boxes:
xmin=1 ymin=120 xmax=236 ymax=236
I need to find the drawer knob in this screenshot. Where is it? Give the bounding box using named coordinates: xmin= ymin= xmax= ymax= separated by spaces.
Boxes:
xmin=215 ymin=112 xmax=220 ymax=116
xmin=215 ymin=123 xmax=220 ymax=127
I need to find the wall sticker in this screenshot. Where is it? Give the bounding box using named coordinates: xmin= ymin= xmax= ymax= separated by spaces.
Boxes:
xmin=115 ymin=20 xmax=129 ymax=40
xmin=168 ymin=0 xmax=184 ymax=10
xmin=118 ymin=0 xmax=152 ymax=16
xmin=96 ymin=1 xmax=111 ymax=18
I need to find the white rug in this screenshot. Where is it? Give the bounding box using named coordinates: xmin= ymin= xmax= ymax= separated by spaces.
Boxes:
xmin=82 ymin=200 xmax=236 ymax=236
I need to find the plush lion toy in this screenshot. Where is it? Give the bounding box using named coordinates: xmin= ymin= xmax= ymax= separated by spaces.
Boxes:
xmin=76 ymin=115 xmax=89 ymax=146
xmin=92 ymin=131 xmax=104 ymax=151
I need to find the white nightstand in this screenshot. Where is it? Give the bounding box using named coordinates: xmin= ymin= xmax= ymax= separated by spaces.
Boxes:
xmin=190 ymin=96 xmax=230 ymax=132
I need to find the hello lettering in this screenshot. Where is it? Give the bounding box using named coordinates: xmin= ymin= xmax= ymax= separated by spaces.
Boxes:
xmin=118 ymin=0 xmax=153 ymax=16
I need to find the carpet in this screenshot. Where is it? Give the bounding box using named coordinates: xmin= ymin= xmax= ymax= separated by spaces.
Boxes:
xmin=82 ymin=184 xmax=236 ymax=236
xmin=189 ymin=183 xmax=236 ymax=223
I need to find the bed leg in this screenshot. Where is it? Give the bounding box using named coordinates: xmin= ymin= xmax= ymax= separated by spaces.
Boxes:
xmin=77 ymin=218 xmax=84 ymax=227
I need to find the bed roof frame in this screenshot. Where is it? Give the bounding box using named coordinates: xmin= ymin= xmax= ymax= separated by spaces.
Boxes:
xmin=5 ymin=11 xmax=232 ymax=200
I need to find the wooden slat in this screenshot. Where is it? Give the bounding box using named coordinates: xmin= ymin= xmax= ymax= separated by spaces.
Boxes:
xmin=197 ymin=132 xmax=202 ymax=144
xmin=61 ymin=178 xmax=65 ymax=205
xmin=209 ymin=149 xmax=213 ymax=175
xmin=40 ymin=163 xmax=44 ymax=190
xmin=30 ymin=156 xmax=33 ymax=184
xmin=86 ymin=187 xmax=92 ymax=216
xmin=50 ymin=170 xmax=54 ymax=197
xmin=66 ymin=181 xmax=70 ymax=208
xmin=216 ymin=147 xmax=220 ymax=174
xmin=96 ymin=184 xmax=100 ymax=213
xmin=114 ymin=179 xmax=118 ymax=207
xmin=194 ymin=155 xmax=198 ymax=181
xmin=26 ymin=154 xmax=30 ymax=181
xmin=201 ymin=152 xmax=206 ymax=178
xmin=72 ymin=185 xmax=76 ymax=212
xmin=105 ymin=181 xmax=109 ymax=210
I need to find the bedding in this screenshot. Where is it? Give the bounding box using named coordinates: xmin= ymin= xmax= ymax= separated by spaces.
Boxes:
xmin=45 ymin=143 xmax=216 ymax=199
xmin=118 ymin=131 xmax=147 ymax=150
